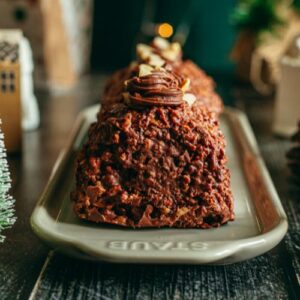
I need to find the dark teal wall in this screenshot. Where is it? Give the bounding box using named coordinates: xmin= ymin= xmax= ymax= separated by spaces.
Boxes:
xmin=184 ymin=0 xmax=236 ymax=73
xmin=91 ymin=0 xmax=236 ymax=74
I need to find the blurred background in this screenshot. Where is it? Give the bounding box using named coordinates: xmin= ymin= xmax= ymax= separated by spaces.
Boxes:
xmin=91 ymin=0 xmax=236 ymax=73
xmin=0 ymin=0 xmax=300 ymax=153
xmin=0 ymin=0 xmax=238 ymax=82
xmin=0 ymin=0 xmax=299 ymax=88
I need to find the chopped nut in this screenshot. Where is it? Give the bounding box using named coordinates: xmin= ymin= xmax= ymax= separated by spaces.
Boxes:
xmin=183 ymin=93 xmax=196 ymax=106
xmin=161 ymin=49 xmax=175 ymax=61
xmin=153 ymin=66 xmax=164 ymax=71
xmin=139 ymin=64 xmax=154 ymax=77
xmin=161 ymin=50 xmax=177 ymax=61
xmin=181 ymin=78 xmax=190 ymax=92
xmin=176 ymin=207 xmax=189 ymax=218
xmin=153 ymin=37 xmax=170 ymax=50
xmin=162 ymin=207 xmax=171 ymax=214
xmin=161 ymin=42 xmax=181 ymax=61
xmin=170 ymin=42 xmax=181 ymax=53
xmin=136 ymin=44 xmax=152 ymax=61
xmin=148 ymin=54 xmax=165 ymax=67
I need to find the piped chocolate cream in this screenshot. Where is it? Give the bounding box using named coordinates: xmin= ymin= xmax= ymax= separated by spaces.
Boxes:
xmin=124 ymin=64 xmax=187 ymax=107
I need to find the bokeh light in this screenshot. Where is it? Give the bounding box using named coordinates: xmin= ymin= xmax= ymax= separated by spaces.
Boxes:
xmin=157 ymin=23 xmax=173 ymax=38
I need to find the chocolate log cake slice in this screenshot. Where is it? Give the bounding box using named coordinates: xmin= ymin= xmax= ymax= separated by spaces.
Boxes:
xmin=72 ymin=57 xmax=234 ymax=228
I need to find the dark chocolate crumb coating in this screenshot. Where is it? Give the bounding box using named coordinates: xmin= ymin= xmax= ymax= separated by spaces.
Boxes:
xmin=73 ymin=103 xmax=234 ymax=227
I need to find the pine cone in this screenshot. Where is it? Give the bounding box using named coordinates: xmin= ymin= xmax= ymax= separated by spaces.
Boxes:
xmin=287 ymin=121 xmax=300 ymax=178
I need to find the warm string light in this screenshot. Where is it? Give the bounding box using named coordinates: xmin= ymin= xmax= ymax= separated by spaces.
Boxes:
xmin=157 ymin=23 xmax=173 ymax=38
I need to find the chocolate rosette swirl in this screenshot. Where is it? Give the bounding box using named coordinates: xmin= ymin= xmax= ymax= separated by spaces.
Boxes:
xmin=125 ymin=69 xmax=185 ymax=107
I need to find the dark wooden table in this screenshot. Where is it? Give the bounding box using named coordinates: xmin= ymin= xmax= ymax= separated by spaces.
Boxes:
xmin=0 ymin=74 xmax=299 ymax=300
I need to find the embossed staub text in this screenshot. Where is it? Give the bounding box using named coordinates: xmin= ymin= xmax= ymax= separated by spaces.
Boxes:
xmin=106 ymin=241 xmax=208 ymax=251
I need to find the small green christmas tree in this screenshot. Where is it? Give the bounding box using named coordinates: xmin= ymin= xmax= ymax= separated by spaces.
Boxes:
xmin=0 ymin=121 xmax=16 ymax=242
xmin=231 ymin=0 xmax=284 ymax=35
xmin=294 ymin=0 xmax=300 ymax=12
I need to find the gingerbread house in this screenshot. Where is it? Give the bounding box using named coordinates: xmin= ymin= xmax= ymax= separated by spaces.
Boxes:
xmin=0 ymin=30 xmax=22 ymax=153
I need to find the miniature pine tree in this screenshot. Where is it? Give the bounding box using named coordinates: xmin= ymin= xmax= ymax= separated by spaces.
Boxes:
xmin=294 ymin=0 xmax=300 ymax=12
xmin=0 ymin=120 xmax=16 ymax=242
xmin=231 ymin=0 xmax=284 ymax=35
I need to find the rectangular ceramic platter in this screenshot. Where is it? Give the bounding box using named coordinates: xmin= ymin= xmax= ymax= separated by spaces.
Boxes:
xmin=31 ymin=105 xmax=288 ymax=265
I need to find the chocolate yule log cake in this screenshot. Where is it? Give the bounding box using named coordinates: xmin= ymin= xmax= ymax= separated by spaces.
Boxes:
xmin=72 ymin=38 xmax=234 ymax=228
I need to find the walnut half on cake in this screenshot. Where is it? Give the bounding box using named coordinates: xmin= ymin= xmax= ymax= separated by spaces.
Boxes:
xmin=71 ymin=50 xmax=234 ymax=228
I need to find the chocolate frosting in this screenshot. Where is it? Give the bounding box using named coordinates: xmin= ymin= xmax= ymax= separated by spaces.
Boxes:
xmin=126 ymin=70 xmax=185 ymax=107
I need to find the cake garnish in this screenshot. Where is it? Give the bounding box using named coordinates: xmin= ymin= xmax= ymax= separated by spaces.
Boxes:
xmin=138 ymin=64 xmax=154 ymax=77
xmin=136 ymin=37 xmax=182 ymax=67
xmin=181 ymin=78 xmax=190 ymax=92
xmin=183 ymin=93 xmax=196 ymax=106
xmin=124 ymin=64 xmax=187 ymax=107
xmin=151 ymin=37 xmax=182 ymax=62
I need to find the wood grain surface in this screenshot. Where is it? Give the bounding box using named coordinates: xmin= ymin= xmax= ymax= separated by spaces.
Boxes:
xmin=0 ymin=75 xmax=299 ymax=300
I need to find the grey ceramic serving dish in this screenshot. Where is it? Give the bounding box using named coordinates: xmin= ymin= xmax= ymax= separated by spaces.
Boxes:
xmin=30 ymin=105 xmax=288 ymax=265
